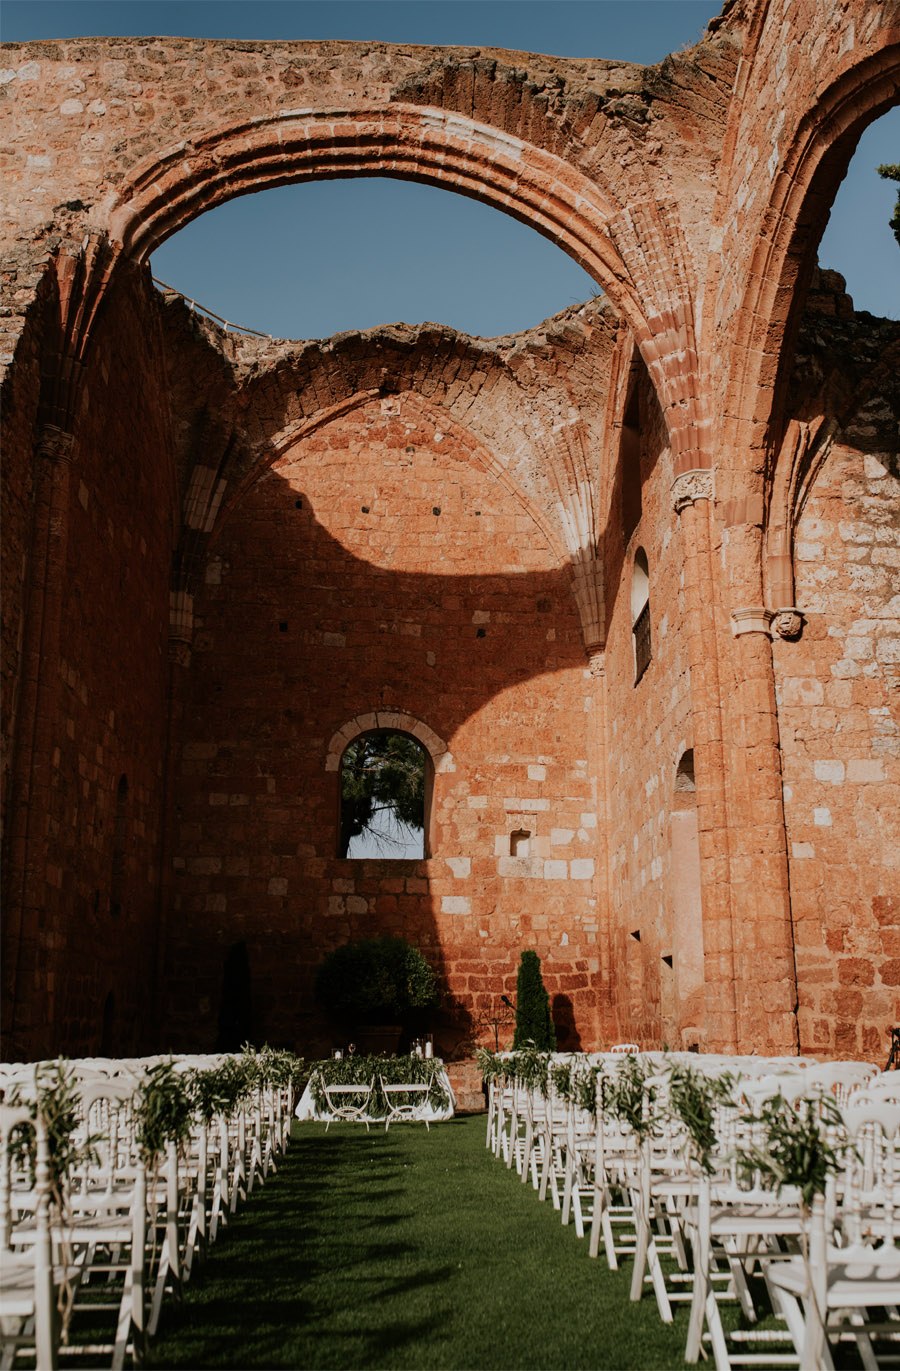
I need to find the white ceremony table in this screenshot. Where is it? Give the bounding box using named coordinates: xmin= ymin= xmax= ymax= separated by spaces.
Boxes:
xmin=295 ymin=1065 xmax=456 ymax=1123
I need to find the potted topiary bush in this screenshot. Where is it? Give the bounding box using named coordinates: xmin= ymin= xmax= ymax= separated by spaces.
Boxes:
xmin=314 ymin=936 xmax=439 ymax=1054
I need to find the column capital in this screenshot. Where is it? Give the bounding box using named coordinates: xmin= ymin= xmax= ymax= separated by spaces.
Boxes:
xmin=36 ymin=424 xmax=76 ymax=465
xmin=586 ymin=647 xmax=606 ymax=678
xmin=672 ymin=468 xmax=713 ymax=514
xmin=730 ymin=606 xmax=774 ymax=637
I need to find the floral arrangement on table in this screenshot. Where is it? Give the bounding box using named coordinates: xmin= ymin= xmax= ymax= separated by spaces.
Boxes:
xmin=308 ymin=1053 xmax=450 ymax=1117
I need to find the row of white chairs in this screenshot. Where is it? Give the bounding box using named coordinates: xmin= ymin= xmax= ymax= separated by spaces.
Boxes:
xmin=0 ymin=1052 xmax=296 ymax=1369
xmin=486 ymin=1050 xmax=900 ymax=1370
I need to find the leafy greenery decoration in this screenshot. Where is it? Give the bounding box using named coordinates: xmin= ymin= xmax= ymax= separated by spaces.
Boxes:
xmin=308 ymin=1054 xmax=450 ymax=1116
xmin=475 ymin=1048 xmax=505 ymax=1084
xmin=878 ymin=163 xmax=900 ymax=249
xmin=573 ymin=1061 xmax=607 ymax=1118
xmin=135 ymin=1061 xmax=195 ymax=1165
xmin=315 ymin=937 xmax=439 ymax=1025
xmin=605 ymin=1054 xmax=655 ymax=1139
xmin=8 ymin=1061 xmax=99 ymax=1342
xmin=737 ymin=1092 xmax=850 ymax=1209
xmin=550 ymin=1060 xmax=574 ymax=1103
xmin=508 ymin=1044 xmax=551 ymax=1094
xmin=667 ymin=1064 xmax=735 ymax=1174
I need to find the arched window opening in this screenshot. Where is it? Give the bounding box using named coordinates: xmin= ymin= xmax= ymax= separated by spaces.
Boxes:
xmin=110 ymin=774 xmax=128 ymax=919
xmin=669 ymin=747 xmax=704 ymax=1042
xmin=817 ymin=108 xmax=900 ymax=321
xmin=674 ymin=749 xmax=696 ymax=807
xmin=339 ymin=731 xmax=429 ymax=860
xmin=631 ymin=548 xmax=651 ymax=684
xmin=620 ymin=374 xmax=643 ymax=545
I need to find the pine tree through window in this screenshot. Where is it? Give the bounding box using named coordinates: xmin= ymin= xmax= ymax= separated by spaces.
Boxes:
xmin=339 ymin=731 xmax=427 ymax=859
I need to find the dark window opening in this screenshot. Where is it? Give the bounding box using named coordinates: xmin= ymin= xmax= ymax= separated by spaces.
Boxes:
xmin=632 ymin=547 xmax=651 ymax=684
xmin=620 ymin=375 xmax=643 ymax=545
xmin=633 ymin=601 xmax=652 ymax=682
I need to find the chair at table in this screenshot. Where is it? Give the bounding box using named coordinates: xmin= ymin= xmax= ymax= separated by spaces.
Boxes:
xmin=379 ymin=1076 xmax=434 ymax=1131
xmin=321 ymin=1078 xmax=376 ymax=1131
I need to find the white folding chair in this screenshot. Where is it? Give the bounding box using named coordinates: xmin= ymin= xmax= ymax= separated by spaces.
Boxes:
xmin=379 ymin=1077 xmax=434 ymax=1131
xmin=321 ymin=1079 xmax=376 ymax=1131
xmin=0 ymin=1103 xmax=59 ymax=1371
xmin=768 ymin=1101 xmax=900 ymax=1371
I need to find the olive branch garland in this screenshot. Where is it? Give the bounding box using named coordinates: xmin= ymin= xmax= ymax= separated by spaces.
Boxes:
xmin=667 ymin=1064 xmax=737 ymax=1174
xmin=8 ymin=1061 xmax=100 ymax=1343
xmin=737 ymin=1091 xmax=852 ymax=1209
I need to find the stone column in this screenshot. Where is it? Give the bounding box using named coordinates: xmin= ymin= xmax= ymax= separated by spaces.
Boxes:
xmin=586 ymin=646 xmax=615 ymax=1047
xmin=727 ymin=602 xmax=799 ymax=1053
xmin=671 ymin=469 xmax=738 ymax=1052
xmin=2 ymin=423 xmax=77 ymax=1057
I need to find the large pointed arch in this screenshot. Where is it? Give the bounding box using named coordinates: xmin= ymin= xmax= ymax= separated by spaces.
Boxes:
xmin=718 ymin=48 xmax=900 ymax=482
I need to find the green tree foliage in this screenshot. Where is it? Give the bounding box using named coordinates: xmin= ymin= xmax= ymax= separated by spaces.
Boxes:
xmin=315 ymin=936 xmax=439 ymax=1025
xmin=878 ymin=163 xmax=900 ymax=249
xmin=512 ymin=950 xmax=556 ymax=1051
xmin=339 ymin=731 xmax=425 ymax=857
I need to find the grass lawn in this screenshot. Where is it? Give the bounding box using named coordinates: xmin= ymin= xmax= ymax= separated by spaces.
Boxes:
xmin=152 ymin=1115 xmax=690 ymax=1370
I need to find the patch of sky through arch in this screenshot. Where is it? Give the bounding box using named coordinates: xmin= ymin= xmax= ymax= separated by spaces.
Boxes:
xmin=5 ymin=2 xmax=898 ymax=330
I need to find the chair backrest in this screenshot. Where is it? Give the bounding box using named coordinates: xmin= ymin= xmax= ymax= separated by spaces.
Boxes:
xmin=0 ymin=1103 xmax=45 ymax=1252
xmin=840 ymin=1100 xmax=900 ymax=1248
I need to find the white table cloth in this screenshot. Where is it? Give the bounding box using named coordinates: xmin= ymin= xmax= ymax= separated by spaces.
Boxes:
xmin=295 ymin=1067 xmax=456 ymax=1122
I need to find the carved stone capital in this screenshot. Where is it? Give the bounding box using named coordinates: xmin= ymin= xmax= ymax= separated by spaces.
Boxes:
xmin=771 ymin=607 xmax=804 ymax=641
xmin=586 ymin=648 xmax=606 ymax=678
xmin=730 ymin=606 xmax=774 ymax=637
xmin=672 ymin=468 xmax=713 ymax=514
xmin=36 ymin=424 xmax=76 ymax=465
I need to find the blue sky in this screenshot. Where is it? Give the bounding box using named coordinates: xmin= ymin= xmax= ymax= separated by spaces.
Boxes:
xmin=4 ymin=2 xmax=898 ymax=336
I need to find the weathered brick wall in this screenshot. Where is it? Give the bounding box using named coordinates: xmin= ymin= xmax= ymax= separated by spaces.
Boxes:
xmin=165 ymin=394 xmax=602 ymax=1055
xmin=774 ymin=293 xmax=900 ymax=1060
xmin=602 ymin=365 xmax=698 ymax=1048
xmin=2 ymin=8 xmax=897 ymax=1061
xmin=0 ymin=286 xmax=45 ymax=822
xmin=781 ymin=436 xmax=900 ymax=1059
xmin=9 ymin=275 xmax=176 ymax=1054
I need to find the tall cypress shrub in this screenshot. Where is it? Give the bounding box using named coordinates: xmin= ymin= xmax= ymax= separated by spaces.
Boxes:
xmin=512 ymin=950 xmax=556 ymax=1050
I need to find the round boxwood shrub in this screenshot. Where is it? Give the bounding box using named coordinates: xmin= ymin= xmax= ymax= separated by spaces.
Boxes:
xmin=315 ymin=937 xmax=439 ymax=1026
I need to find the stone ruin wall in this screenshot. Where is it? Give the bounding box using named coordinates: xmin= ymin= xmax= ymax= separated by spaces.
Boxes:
xmin=167 ymin=393 xmax=599 ymax=1053
xmin=1 ymin=5 xmax=898 ymax=1060
xmin=2 ymin=268 xmax=178 ymax=1054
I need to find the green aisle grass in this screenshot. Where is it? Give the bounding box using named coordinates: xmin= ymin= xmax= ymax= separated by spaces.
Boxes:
xmin=152 ymin=1116 xmax=690 ymax=1370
